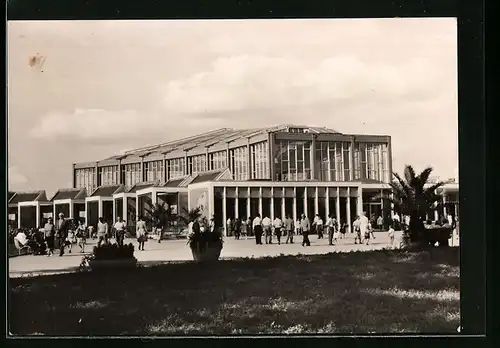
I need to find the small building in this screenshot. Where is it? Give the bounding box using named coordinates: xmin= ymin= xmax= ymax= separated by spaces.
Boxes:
xmin=51 ymin=188 xmax=87 ymax=221
xmin=8 ymin=190 xmax=52 ymax=229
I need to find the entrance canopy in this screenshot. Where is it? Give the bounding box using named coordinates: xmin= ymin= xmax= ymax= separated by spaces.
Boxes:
xmin=51 ymin=188 xmax=87 ymax=220
xmin=9 ymin=190 xmax=51 ymax=228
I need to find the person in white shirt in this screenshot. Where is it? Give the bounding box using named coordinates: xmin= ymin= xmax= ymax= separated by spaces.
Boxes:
xmin=295 ymin=218 xmax=302 ymax=236
xmin=393 ymin=213 xmax=401 ymax=230
xmin=273 ymin=216 xmax=283 ymax=245
xmin=353 ymin=216 xmax=362 ymax=244
xmin=326 ymin=214 xmax=335 ymax=245
xmin=209 ymin=215 xmax=216 ymax=233
xmin=388 ymin=224 xmax=395 ymax=246
xmin=113 ymin=216 xmax=127 ymax=247
xmin=15 ymin=230 xmax=29 ymax=247
xmin=252 ymin=214 xmax=263 ymax=245
xmin=315 ymin=214 xmax=324 ymax=239
xmin=262 ymin=216 xmax=272 ymax=244
xmin=359 ymin=212 xmax=371 ymax=245
xmin=97 ymin=217 xmax=109 ymax=248
xmin=226 ymin=217 xmax=233 ymax=237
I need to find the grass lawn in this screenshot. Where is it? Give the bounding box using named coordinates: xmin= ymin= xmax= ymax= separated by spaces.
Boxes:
xmin=9 ymin=247 xmax=459 ymax=335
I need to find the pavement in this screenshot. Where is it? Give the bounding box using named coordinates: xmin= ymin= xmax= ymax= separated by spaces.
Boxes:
xmin=8 ymin=231 xmax=460 ymax=278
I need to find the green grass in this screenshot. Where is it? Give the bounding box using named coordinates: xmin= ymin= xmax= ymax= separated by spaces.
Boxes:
xmin=9 ymin=247 xmax=459 ymax=335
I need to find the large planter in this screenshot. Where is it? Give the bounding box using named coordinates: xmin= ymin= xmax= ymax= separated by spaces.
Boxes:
xmin=89 ymin=257 xmax=138 ymax=271
xmin=190 ymin=243 xmax=222 ymax=262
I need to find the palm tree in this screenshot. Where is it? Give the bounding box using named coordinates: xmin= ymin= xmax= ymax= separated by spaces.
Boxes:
xmin=378 ymin=165 xmax=444 ymax=244
xmin=144 ymin=202 xmax=171 ymax=242
xmin=178 ymin=207 xmax=203 ymax=225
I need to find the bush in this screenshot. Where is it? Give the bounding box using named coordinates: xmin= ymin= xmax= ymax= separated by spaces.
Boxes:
xmin=82 ymin=243 xmax=135 ymax=263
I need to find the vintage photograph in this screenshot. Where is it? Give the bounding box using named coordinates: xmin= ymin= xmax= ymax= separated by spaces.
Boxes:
xmin=8 ymin=18 xmax=459 ymax=335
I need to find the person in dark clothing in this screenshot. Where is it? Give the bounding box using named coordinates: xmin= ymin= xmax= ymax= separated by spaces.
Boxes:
xmin=300 ymin=214 xmax=311 ymax=247
xmin=233 ymin=218 xmax=242 ymax=240
xmin=55 ymin=213 xmax=70 ymax=256
xmin=252 ymin=214 xmax=263 ymax=245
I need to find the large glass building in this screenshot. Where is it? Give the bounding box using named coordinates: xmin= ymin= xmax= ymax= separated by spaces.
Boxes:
xmin=70 ymin=125 xmax=400 ymax=234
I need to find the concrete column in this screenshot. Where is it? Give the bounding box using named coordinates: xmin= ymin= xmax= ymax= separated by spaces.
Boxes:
xmin=117 ymin=161 xmax=122 ymax=185
xmin=314 ymin=187 xmax=319 ymax=216
xmin=205 ymin=148 xmax=209 ymax=171
xmin=123 ymin=197 xmax=128 ymax=223
xmin=36 ymin=204 xmax=41 ymax=228
xmin=281 ymin=187 xmax=286 ymax=219
xmin=113 ymin=198 xmax=116 ymax=222
xmin=184 ymin=152 xmax=188 ymax=176
xmin=270 ymin=187 xmax=274 ymax=221
xmin=140 ymin=157 xmax=145 ymax=182
xmin=85 ymin=201 xmax=88 ymax=225
xmin=335 ymin=187 xmax=341 ymax=223
xmin=98 ymin=199 xmax=103 ymax=218
xmin=326 ymin=187 xmax=330 ymax=218
xmin=152 ymin=190 xmax=158 ymax=206
xmin=293 ymin=187 xmax=297 ymax=222
xmin=349 ymin=139 xmax=355 ymax=181
xmin=69 ymin=201 xmax=74 ymax=220
xmin=357 ymin=185 xmax=363 ymax=216
xmin=380 ymin=189 xmax=384 ymax=220
xmin=311 ymin=135 xmax=316 ymax=180
xmin=226 ymin=145 xmax=231 ymax=178
xmin=223 ymin=186 xmax=227 ymax=236
xmin=235 ymin=187 xmax=239 ymax=219
xmin=327 ymin=143 xmax=332 ymax=181
xmin=246 ymin=187 xmax=251 ymax=219
xmin=268 ymin=133 xmax=275 ymax=181
xmin=18 ymin=205 xmax=21 ymax=229
xmin=247 ymin=140 xmax=252 ymax=180
xmin=164 ymin=158 xmax=168 ymax=182
xmin=258 ymin=187 xmax=263 ymax=216
xmin=347 ymin=187 xmax=352 ymax=234
xmin=434 ymin=200 xmax=439 ymax=221
xmin=443 ymin=194 xmax=448 ymax=217
xmin=135 ymin=196 xmax=140 ymax=220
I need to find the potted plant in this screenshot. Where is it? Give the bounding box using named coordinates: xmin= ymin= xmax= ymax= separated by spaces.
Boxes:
xmin=145 ymin=202 xmax=171 ymax=243
xmin=181 ymin=207 xmax=223 ymax=262
xmin=80 ymin=242 xmax=137 ymax=271
xmin=376 ymin=165 xmax=449 ymax=248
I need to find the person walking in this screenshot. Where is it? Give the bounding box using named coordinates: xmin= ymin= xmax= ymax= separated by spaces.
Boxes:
xmin=377 ymin=215 xmax=383 ymax=231
xmin=96 ymin=217 xmax=109 ymax=248
xmin=113 ymin=216 xmax=127 ymax=247
xmin=262 ymin=216 xmax=272 ymax=244
xmin=300 ymin=214 xmax=311 ymax=247
xmin=326 ymin=214 xmax=335 ymax=245
xmin=233 ymin=218 xmax=242 ymax=240
xmin=226 ymin=217 xmax=233 ymax=237
xmin=316 ymin=214 xmax=324 ymax=239
xmin=75 ymin=220 xmax=87 ymax=253
xmin=240 ymin=218 xmax=248 ymax=238
xmin=273 ymin=216 xmax=283 ymax=245
xmin=284 ymin=215 xmax=294 ymax=244
xmin=246 ymin=217 xmax=252 ymax=236
xmin=136 ymin=216 xmax=148 ymax=251
xmin=388 ymin=224 xmax=395 ymax=246
xmin=43 ymin=217 xmax=55 ymax=257
xmin=295 ymin=217 xmax=302 ymax=236
xmin=353 ymin=216 xmax=362 ymax=244
xmin=359 ymin=212 xmax=370 ymax=245
xmin=252 ymin=214 xmax=263 ymax=245
xmin=55 ymin=213 xmax=70 ymax=257
xmin=209 ymin=215 xmax=216 ymax=233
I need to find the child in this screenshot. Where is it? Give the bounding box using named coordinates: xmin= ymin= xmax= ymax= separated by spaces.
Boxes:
xmin=364 ymin=225 xmax=371 ymax=245
xmin=388 ymin=225 xmax=395 ymax=246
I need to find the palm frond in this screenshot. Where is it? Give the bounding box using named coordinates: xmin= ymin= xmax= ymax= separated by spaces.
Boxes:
xmin=403 ymin=165 xmax=416 ymax=185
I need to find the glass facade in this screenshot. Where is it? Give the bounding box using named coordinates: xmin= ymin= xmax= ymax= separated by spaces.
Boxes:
xmin=314 ymin=142 xmax=351 ymax=181
xmin=230 ymin=146 xmax=249 ymax=180
xmin=123 ymin=163 xmax=142 ymax=188
xmin=144 ymin=160 xmax=164 ymax=182
xmin=188 ymin=154 xmax=207 ymax=175
xmin=274 ymin=140 xmax=312 ymax=181
xmin=250 ymin=141 xmax=269 ymax=179
xmin=99 ymin=166 xmax=119 ymax=186
xmin=209 ymin=150 xmax=228 ymax=171
xmin=75 ymin=167 xmax=97 ymax=193
xmin=167 ymin=157 xmax=186 ymax=179
xmin=353 ymin=142 xmax=389 ymax=182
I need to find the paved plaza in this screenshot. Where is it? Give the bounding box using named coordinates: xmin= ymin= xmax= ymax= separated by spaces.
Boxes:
xmin=8 ymin=231 xmax=460 ymax=278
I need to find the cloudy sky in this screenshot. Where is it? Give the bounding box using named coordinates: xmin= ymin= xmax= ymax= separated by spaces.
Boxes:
xmin=8 ymin=18 xmax=458 ymax=197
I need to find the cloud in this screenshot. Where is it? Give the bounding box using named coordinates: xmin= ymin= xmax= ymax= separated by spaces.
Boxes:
xmin=163 ymin=55 xmax=447 ymax=114
xmin=9 ymin=166 xmax=28 ymax=187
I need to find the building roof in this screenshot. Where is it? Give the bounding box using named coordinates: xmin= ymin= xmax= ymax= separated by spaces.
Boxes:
xmin=91 ymin=125 xmax=344 ymax=163
xmin=128 ymin=182 xmax=158 ymax=193
xmin=190 ymin=170 xmax=226 ymax=184
xmin=50 ymin=188 xmax=87 ymax=201
xmin=8 ymin=191 xmax=16 ymax=201
xmin=9 ymin=190 xmax=48 ymax=203
xmin=113 ymin=185 xmax=127 ymax=194
xmin=91 ymin=185 xmax=122 ymax=197
xmin=163 ymin=177 xmax=187 ymax=188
